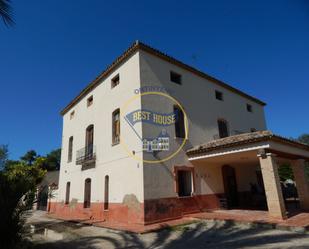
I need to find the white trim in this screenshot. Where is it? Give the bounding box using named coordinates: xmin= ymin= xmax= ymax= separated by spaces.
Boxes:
xmin=188 ymin=144 xmax=270 ymax=161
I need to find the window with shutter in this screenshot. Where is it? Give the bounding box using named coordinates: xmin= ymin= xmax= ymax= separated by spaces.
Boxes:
xmin=112 ymin=109 xmax=120 ymax=144
xmin=218 ymin=119 xmax=229 ymax=138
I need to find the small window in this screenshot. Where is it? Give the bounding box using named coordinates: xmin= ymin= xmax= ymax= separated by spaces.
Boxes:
xmin=112 ymin=109 xmax=120 ymax=144
xmin=87 ymin=96 xmax=93 ymax=107
xmin=68 ymin=136 xmax=73 ymax=163
xmin=111 ymin=74 xmax=120 ymax=88
xmin=84 ymin=178 xmax=91 ymax=208
xmin=65 ymin=182 xmax=70 ymax=204
xmin=70 ymin=111 xmax=75 ymax=119
xmin=247 ymin=104 xmax=253 ymax=112
xmin=215 ymin=90 xmax=223 ymax=101
xmin=174 ymin=105 xmax=186 ymax=138
xmin=177 ymin=170 xmax=192 ymax=197
xmin=170 ymin=71 xmax=182 ymax=85
xmin=218 ymin=119 xmax=229 ymax=138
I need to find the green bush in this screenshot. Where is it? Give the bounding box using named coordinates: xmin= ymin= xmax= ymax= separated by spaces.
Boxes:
xmin=0 ymin=161 xmax=46 ymax=249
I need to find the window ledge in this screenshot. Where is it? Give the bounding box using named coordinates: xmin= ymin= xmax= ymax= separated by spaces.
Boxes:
xmin=111 ymin=142 xmax=120 ymax=146
xmin=177 ymin=195 xmax=193 ymax=199
xmin=174 ymin=137 xmax=188 ymax=140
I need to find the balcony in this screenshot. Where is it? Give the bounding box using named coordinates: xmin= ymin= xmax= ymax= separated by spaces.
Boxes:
xmin=76 ymin=145 xmax=96 ymax=168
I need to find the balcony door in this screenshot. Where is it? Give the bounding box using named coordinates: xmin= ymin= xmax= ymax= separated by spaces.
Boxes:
xmin=85 ymin=125 xmax=94 ymax=158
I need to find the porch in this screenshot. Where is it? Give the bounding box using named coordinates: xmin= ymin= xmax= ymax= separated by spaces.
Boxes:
xmin=187 ymin=131 xmax=309 ymax=220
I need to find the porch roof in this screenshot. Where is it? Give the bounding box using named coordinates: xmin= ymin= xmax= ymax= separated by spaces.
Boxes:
xmin=187 ymin=131 xmax=309 ymax=160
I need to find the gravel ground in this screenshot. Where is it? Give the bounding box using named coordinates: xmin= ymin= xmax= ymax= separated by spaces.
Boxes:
xmin=26 ymin=211 xmax=309 ymax=249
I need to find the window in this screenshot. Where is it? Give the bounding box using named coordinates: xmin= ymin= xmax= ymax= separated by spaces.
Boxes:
xmin=104 ymin=175 xmax=109 ymax=210
xmin=177 ymin=170 xmax=192 ymax=197
xmin=215 ymin=90 xmax=223 ymax=101
xmin=85 ymin=125 xmax=94 ymax=158
xmin=68 ymin=136 xmax=73 ymax=163
xmin=87 ymin=96 xmax=93 ymax=107
xmin=84 ymin=178 xmax=91 ymax=208
xmin=111 ymin=74 xmax=120 ymax=88
xmin=170 ymin=71 xmax=182 ymax=85
xmin=218 ymin=119 xmax=229 ymax=138
xmin=247 ymin=104 xmax=253 ymax=112
xmin=112 ymin=109 xmax=120 ymax=144
xmin=70 ymin=111 xmax=75 ymax=119
xmin=65 ymin=182 xmax=70 ymax=204
xmin=174 ymin=105 xmax=186 ymax=138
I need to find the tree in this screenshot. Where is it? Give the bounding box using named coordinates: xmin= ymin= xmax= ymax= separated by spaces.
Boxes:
xmin=0 ymin=144 xmax=8 ymax=170
xmin=0 ymin=151 xmax=46 ymax=248
xmin=278 ymin=133 xmax=309 ymax=181
xmin=297 ymin=134 xmax=309 ymax=180
xmin=20 ymin=150 xmax=38 ymax=166
xmin=44 ymin=148 xmax=61 ymax=171
xmin=278 ymin=163 xmax=293 ymax=181
xmin=19 ymin=148 xmax=61 ymax=171
xmin=0 ymin=0 xmax=14 ymax=26
xmin=298 ymin=134 xmax=309 ymax=145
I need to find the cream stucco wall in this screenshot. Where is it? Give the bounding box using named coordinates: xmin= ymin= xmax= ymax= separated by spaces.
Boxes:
xmin=56 ymin=48 xmax=267 ymax=206
xmin=57 ymin=51 xmax=144 ymax=205
xmin=139 ymin=50 xmax=267 ymax=200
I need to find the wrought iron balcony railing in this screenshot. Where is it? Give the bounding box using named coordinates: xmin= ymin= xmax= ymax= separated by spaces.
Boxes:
xmin=76 ymin=144 xmax=96 ymax=165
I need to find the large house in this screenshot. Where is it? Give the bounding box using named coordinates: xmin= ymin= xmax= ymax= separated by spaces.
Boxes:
xmin=50 ymin=41 xmax=309 ymax=225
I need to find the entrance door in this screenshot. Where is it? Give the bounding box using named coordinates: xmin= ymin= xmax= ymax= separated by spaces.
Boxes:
xmin=222 ymin=165 xmax=238 ymax=208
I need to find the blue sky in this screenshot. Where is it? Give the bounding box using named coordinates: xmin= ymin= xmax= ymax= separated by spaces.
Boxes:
xmin=1 ymin=0 xmax=309 ymax=159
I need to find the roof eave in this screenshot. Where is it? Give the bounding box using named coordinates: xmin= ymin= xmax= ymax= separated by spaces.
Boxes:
xmin=60 ymin=41 xmax=266 ymax=116
xmin=187 ymin=135 xmax=309 ymax=157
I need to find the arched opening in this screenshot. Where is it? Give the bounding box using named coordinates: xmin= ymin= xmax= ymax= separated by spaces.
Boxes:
xmin=174 ymin=105 xmax=185 ymax=138
xmin=112 ymin=109 xmax=120 ymax=144
xmin=68 ymin=136 xmax=73 ymax=162
xmin=85 ymin=125 xmax=94 ymax=159
xmin=65 ymin=182 xmax=70 ymax=204
xmin=104 ymin=175 xmax=109 ymax=210
xmin=84 ymin=178 xmax=91 ymax=208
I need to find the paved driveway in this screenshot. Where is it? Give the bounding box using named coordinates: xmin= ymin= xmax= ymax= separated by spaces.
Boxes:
xmin=27 ymin=211 xmax=309 ymax=249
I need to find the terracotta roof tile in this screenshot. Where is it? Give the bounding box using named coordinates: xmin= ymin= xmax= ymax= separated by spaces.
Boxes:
xmin=186 ymin=130 xmax=309 ymax=156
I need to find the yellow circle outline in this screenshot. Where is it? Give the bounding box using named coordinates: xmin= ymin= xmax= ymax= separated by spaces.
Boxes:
xmin=120 ymin=91 xmax=189 ymax=164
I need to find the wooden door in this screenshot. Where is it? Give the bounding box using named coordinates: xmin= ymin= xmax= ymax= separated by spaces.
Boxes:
xmin=222 ymin=165 xmax=238 ymax=208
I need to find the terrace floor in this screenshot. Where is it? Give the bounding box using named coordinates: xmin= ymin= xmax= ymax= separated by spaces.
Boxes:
xmin=49 ymin=209 xmax=309 ymax=233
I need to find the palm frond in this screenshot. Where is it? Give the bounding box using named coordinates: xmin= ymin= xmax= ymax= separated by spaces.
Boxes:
xmin=0 ymin=0 xmax=14 ymax=27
